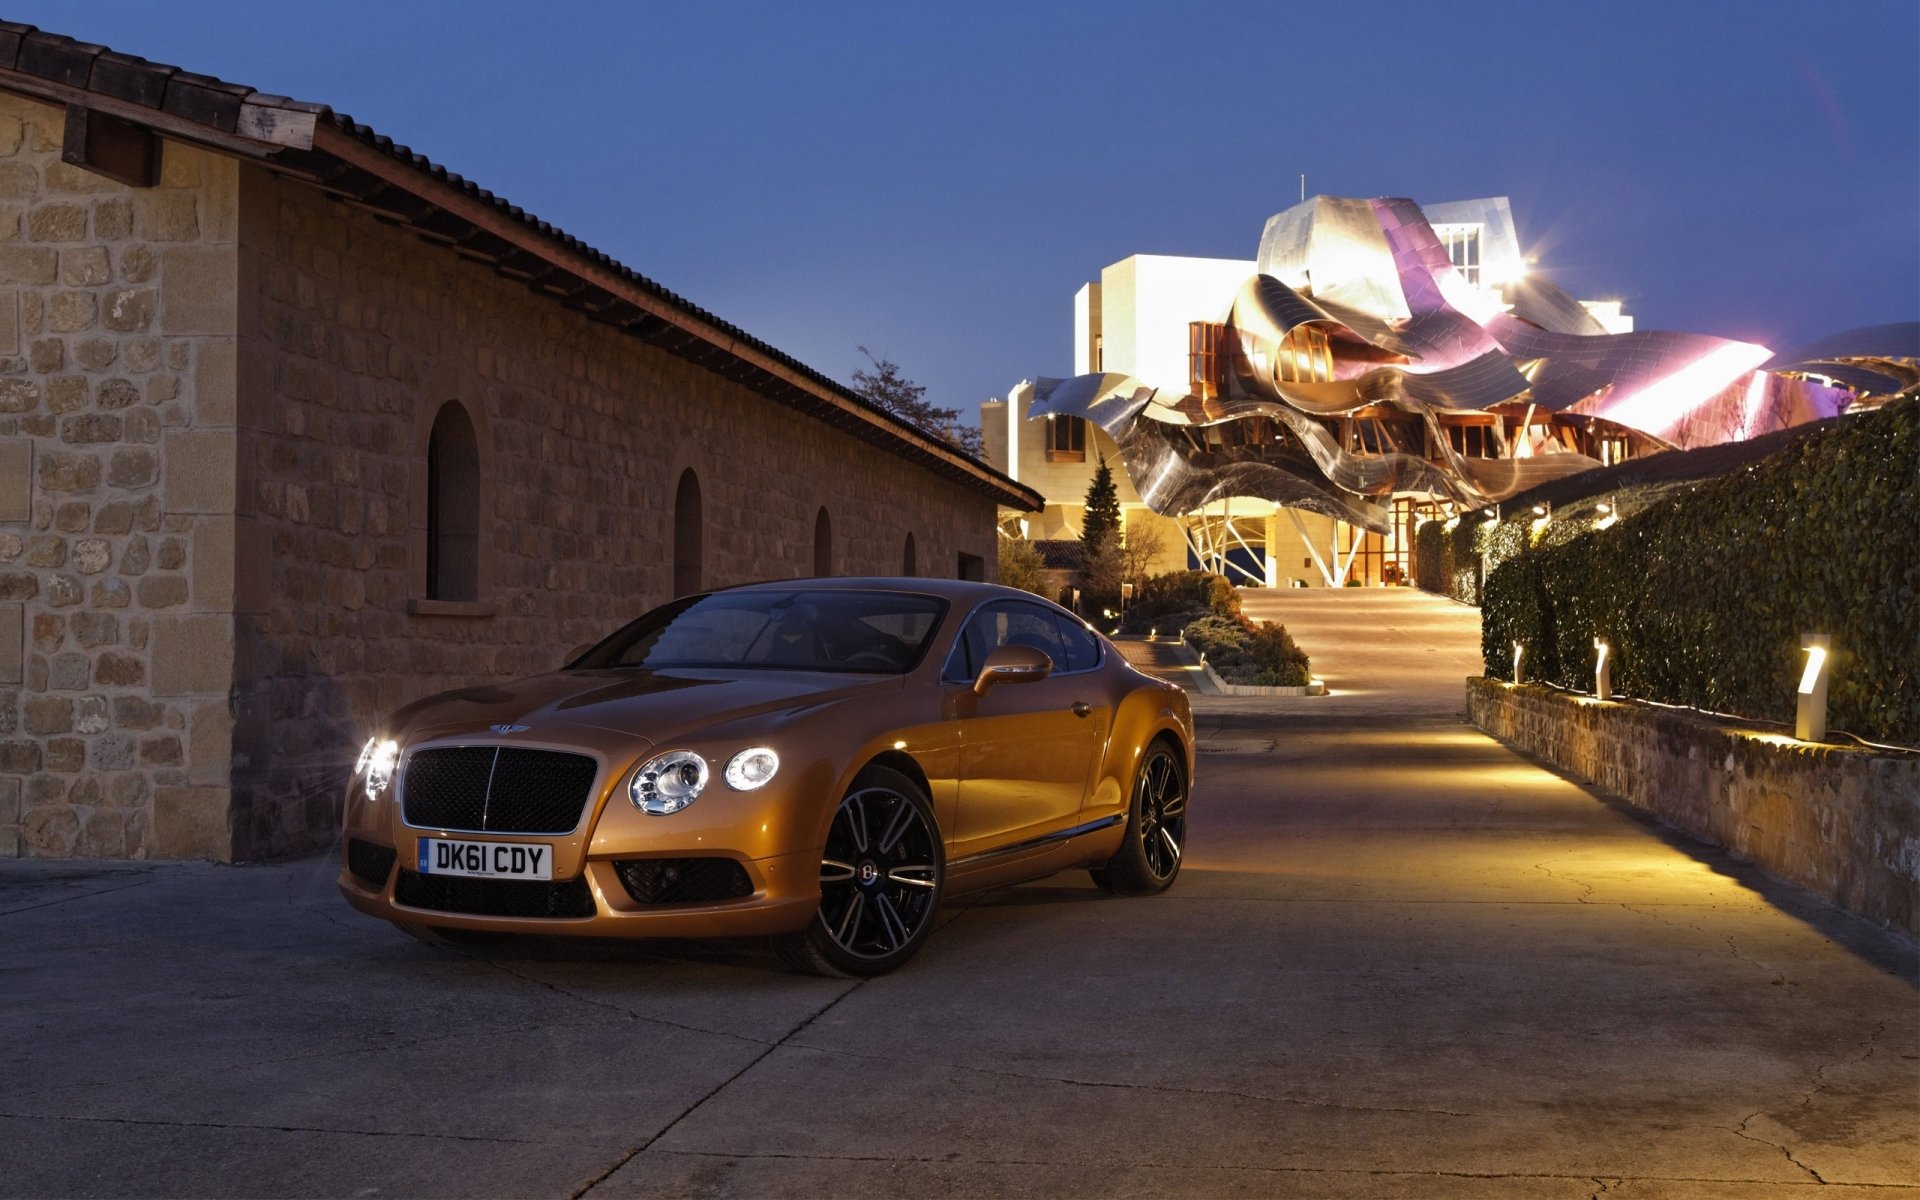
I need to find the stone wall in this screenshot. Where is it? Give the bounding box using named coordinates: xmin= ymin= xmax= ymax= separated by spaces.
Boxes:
xmin=227 ymin=167 xmax=999 ymax=858
xmin=1467 ymin=678 xmax=1920 ymax=938
xmin=0 ymin=94 xmax=238 ymax=859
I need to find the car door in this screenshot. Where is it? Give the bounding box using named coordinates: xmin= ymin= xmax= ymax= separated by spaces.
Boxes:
xmin=946 ymin=600 xmax=1110 ymax=859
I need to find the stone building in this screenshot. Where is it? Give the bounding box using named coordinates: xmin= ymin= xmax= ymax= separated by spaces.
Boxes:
xmin=0 ymin=26 xmax=1039 ymax=862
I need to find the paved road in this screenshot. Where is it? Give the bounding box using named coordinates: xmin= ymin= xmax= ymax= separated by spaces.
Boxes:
xmin=5 ymin=591 xmax=1916 ymax=1197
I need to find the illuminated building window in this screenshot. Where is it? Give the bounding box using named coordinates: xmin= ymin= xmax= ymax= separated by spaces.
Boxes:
xmin=1047 ymin=414 xmax=1087 ymax=462
xmin=1444 ymin=421 xmax=1500 ymax=459
xmin=1434 ymin=223 xmax=1482 ymax=287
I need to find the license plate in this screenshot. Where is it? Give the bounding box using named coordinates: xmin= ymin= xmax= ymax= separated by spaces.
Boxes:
xmin=417 ymin=838 xmax=553 ymax=880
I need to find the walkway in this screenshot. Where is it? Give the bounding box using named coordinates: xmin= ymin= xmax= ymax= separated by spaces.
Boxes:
xmin=2 ymin=590 xmax=1915 ymax=1196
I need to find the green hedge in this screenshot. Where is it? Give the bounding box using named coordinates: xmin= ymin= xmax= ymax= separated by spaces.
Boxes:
xmin=1481 ymin=396 xmax=1920 ymax=745
xmin=1412 ymin=516 xmax=1503 ymax=605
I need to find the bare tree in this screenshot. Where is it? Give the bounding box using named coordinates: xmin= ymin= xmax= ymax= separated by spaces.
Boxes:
xmin=850 ymin=347 xmax=984 ymax=456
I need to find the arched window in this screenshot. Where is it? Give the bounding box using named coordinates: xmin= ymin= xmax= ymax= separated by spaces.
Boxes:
xmin=901 ymin=532 xmax=917 ymax=577
xmin=426 ymin=401 xmax=479 ymax=601
xmin=673 ymin=468 xmax=702 ymax=597
xmin=813 ymin=507 xmax=833 ymax=577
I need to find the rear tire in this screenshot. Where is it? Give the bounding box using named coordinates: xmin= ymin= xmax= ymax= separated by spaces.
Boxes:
xmin=1091 ymin=740 xmax=1187 ymax=895
xmin=774 ymin=766 xmax=945 ymax=977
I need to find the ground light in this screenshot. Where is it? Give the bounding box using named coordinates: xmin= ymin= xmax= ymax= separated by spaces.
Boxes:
xmin=1796 ymin=634 xmax=1831 ymax=741
xmin=1594 ymin=500 xmax=1618 ymax=531
xmin=1594 ymin=638 xmax=1611 ymax=700
xmin=1512 ymin=641 xmax=1526 ymax=684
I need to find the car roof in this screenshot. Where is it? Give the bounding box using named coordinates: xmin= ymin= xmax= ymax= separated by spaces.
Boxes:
xmin=719 ymin=576 xmax=1034 ymax=604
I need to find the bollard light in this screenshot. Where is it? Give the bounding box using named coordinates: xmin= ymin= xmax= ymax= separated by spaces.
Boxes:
xmin=1512 ymin=641 xmax=1526 ymax=685
xmin=1594 ymin=638 xmax=1611 ymax=700
xmin=1795 ymin=634 xmax=1831 ymax=742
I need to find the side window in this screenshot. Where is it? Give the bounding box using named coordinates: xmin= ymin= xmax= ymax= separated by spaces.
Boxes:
xmin=1052 ymin=612 xmax=1102 ymax=673
xmin=945 ymin=602 xmax=1070 ymax=680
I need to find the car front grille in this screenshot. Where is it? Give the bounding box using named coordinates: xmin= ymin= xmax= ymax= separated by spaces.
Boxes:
xmin=345 ymin=838 xmax=397 ymax=888
xmin=393 ymin=868 xmax=597 ymax=919
xmin=614 ymin=858 xmax=755 ymax=905
xmin=401 ymin=746 xmax=599 ymax=834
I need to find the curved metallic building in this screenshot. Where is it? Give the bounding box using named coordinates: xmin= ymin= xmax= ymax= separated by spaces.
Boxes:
xmin=1028 ymin=196 xmax=1904 ymax=534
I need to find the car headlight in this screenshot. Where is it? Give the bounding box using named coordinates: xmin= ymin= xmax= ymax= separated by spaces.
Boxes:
xmin=631 ymin=750 xmax=709 ymax=815
xmin=356 ymin=737 xmax=400 ymax=802
xmin=724 ymin=747 xmax=779 ymax=791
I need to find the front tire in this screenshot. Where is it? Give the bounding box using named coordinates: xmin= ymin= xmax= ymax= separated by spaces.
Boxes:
xmin=774 ymin=766 xmax=945 ymax=977
xmin=1091 ymin=740 xmax=1187 ymax=895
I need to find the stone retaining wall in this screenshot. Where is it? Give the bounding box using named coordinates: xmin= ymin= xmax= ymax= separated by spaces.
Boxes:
xmin=1467 ymin=677 xmax=1920 ymax=937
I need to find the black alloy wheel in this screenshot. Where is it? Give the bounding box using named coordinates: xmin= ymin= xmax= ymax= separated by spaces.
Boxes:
xmin=1091 ymin=740 xmax=1187 ymax=895
xmin=774 ymin=765 xmax=944 ymax=977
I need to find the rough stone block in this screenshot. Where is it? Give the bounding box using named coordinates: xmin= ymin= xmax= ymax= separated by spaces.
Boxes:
xmin=37 ymin=451 xmax=100 ymax=494
xmin=48 ymin=652 xmax=88 ymax=690
xmin=0 ymin=602 xmax=18 ymax=683
xmin=0 ymin=244 xmax=55 ymax=284
xmin=107 ymin=448 xmax=156 ymax=489
xmin=0 ymin=439 xmax=26 ymax=521
xmin=28 ymin=203 xmax=87 ymax=242
xmin=0 ymin=289 xmax=15 ymax=355
xmin=160 ymin=246 xmax=235 ymax=334
xmin=47 ymin=290 xmax=97 ymax=332
xmin=162 ymin=430 xmax=234 ymax=513
xmin=0 ymin=377 xmax=35 ymax=414
xmin=92 ymin=198 xmax=132 ymax=240
xmin=151 ymin=786 xmax=232 ymax=860
xmin=94 ymin=651 xmax=144 ymax=686
xmin=103 ymin=287 xmax=155 ymax=332
xmin=151 ymin=614 xmax=233 ymax=695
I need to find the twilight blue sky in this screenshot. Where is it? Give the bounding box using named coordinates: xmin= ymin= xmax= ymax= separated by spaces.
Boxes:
xmin=20 ymin=2 xmax=1918 ymax=421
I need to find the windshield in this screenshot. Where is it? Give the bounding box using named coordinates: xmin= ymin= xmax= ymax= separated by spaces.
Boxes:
xmin=572 ymin=590 xmax=948 ymax=674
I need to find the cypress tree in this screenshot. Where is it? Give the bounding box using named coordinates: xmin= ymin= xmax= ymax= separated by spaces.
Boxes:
xmin=1081 ymin=458 xmax=1121 ymax=556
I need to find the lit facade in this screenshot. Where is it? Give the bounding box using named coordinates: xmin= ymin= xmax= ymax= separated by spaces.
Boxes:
xmin=988 ymin=195 xmax=1881 ymax=587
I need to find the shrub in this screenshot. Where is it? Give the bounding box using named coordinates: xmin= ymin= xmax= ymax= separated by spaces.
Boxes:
xmin=1184 ymin=613 xmax=1312 ymax=687
xmin=1481 ymin=395 xmax=1919 ymax=745
xmin=1119 ymin=570 xmax=1238 ymax=634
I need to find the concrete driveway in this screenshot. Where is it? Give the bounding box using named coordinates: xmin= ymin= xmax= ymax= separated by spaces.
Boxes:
xmin=4 ymin=591 xmax=1916 ymax=1197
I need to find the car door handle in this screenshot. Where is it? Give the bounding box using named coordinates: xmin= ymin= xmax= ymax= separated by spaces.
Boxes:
xmin=1070 ymin=702 xmax=1092 ymax=718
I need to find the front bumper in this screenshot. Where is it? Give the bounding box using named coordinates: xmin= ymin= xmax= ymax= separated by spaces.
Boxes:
xmin=337 ymin=842 xmax=820 ymax=938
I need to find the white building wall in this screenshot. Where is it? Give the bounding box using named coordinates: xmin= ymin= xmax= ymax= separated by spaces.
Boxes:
xmin=1098 ymin=255 xmax=1254 ymax=393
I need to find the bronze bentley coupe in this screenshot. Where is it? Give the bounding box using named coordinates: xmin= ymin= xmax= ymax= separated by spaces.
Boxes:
xmin=337 ymin=578 xmax=1194 ymax=975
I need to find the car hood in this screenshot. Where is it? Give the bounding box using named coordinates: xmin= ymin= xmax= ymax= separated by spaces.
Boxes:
xmin=384 ymin=668 xmax=904 ymax=746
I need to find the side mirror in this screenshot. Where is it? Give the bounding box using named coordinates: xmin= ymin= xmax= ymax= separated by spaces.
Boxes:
xmin=565 ymin=643 xmax=594 ymax=667
xmin=974 ymin=644 xmax=1052 ymax=695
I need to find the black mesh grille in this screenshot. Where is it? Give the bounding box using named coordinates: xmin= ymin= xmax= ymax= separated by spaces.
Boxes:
xmin=615 ymin=858 xmax=755 ymax=905
xmin=402 ymin=747 xmax=599 ymax=834
xmin=346 ymin=838 xmax=396 ymax=887
xmin=393 ymin=868 xmax=596 ymax=919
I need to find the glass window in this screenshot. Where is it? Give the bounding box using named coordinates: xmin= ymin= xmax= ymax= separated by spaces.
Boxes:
xmin=946 ymin=601 xmax=1073 ymax=680
xmin=1052 ymin=612 xmax=1102 ymax=672
xmin=576 ymin=590 xmax=946 ymax=674
xmin=1046 ymin=415 xmax=1087 ymax=461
